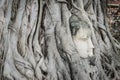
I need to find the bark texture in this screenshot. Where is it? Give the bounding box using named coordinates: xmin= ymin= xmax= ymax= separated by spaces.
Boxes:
xmin=0 ymin=0 xmax=120 ymax=80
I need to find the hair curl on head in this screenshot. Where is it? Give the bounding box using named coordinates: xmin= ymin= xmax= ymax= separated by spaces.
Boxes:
xmin=69 ymin=15 xmax=91 ymax=40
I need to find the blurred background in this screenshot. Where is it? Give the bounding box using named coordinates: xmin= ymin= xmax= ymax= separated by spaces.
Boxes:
xmin=107 ymin=0 xmax=120 ymax=42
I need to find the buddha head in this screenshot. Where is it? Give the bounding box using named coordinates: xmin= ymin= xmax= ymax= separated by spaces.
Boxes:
xmin=70 ymin=15 xmax=94 ymax=58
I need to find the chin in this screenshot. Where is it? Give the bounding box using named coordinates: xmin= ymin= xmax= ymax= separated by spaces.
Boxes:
xmin=79 ymin=53 xmax=89 ymax=58
xmin=79 ymin=52 xmax=94 ymax=58
xmin=88 ymin=52 xmax=94 ymax=57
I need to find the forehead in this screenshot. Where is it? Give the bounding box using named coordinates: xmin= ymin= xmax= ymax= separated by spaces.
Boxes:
xmin=70 ymin=15 xmax=89 ymax=27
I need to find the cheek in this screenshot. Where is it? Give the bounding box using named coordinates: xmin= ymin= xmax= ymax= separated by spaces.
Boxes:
xmin=77 ymin=40 xmax=88 ymax=50
xmin=75 ymin=40 xmax=89 ymax=58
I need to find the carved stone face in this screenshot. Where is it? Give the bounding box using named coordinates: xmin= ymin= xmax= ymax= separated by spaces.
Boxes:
xmin=73 ymin=27 xmax=94 ymax=58
xmin=70 ymin=15 xmax=94 ymax=58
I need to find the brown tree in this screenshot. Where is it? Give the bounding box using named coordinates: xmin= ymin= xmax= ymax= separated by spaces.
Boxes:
xmin=0 ymin=0 xmax=120 ymax=80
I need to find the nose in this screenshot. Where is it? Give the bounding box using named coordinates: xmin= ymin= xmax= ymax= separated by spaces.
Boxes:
xmin=88 ymin=38 xmax=94 ymax=49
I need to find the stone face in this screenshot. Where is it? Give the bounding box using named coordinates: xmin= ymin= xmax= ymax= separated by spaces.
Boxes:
xmin=69 ymin=15 xmax=94 ymax=58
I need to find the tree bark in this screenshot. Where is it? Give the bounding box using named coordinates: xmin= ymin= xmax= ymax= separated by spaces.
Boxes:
xmin=0 ymin=0 xmax=120 ymax=80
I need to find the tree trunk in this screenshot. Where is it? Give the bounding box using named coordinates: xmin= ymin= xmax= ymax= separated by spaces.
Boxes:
xmin=0 ymin=0 xmax=120 ymax=80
